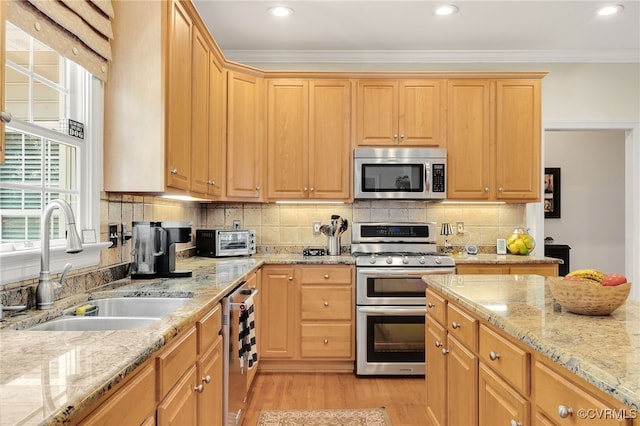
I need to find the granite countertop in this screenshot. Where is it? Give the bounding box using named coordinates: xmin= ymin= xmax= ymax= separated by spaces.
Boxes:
xmin=452 ymin=253 xmax=563 ymax=264
xmin=422 ymin=274 xmax=639 ymax=410
xmin=0 ymin=254 xmax=353 ymax=426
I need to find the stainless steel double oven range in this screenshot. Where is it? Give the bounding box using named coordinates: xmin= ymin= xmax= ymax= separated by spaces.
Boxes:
xmin=352 ymin=222 xmax=455 ymax=376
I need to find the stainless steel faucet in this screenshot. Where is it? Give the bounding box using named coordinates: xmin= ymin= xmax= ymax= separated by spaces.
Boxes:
xmin=36 ymin=199 xmax=83 ymax=310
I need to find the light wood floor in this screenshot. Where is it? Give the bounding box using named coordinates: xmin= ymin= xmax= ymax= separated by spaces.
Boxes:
xmin=242 ymin=372 xmax=428 ymax=425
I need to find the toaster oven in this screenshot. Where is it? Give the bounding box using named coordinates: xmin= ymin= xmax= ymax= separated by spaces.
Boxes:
xmin=196 ymin=229 xmax=256 ymax=257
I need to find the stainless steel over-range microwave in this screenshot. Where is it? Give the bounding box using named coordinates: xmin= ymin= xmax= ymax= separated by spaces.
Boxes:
xmin=354 ymin=147 xmax=447 ymax=200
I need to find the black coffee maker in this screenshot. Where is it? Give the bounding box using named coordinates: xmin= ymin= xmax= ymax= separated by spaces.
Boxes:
xmin=156 ymin=221 xmax=192 ymax=278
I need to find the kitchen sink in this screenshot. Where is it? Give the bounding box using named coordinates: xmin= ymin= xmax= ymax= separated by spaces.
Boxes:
xmin=29 ymin=316 xmax=159 ymax=331
xmin=69 ymin=297 xmax=191 ymax=318
xmin=27 ymin=297 xmax=191 ymax=331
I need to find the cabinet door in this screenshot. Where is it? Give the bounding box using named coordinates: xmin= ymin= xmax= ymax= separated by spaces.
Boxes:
xmin=309 ymin=80 xmax=351 ymax=199
xmin=0 ymin=0 xmax=5 ymax=164
xmin=448 ymin=335 xmax=479 ymax=426
xmin=355 ymin=80 xmax=398 ymax=145
xmin=166 ymin=0 xmax=192 ymax=191
xmin=260 ymin=267 xmax=298 ymax=359
xmin=479 ymin=363 xmax=529 ymax=426
xmin=267 ymin=80 xmax=308 ymax=199
xmin=190 ymin=24 xmax=210 ymax=195
xmin=425 ymin=316 xmax=447 ymax=426
xmin=399 ymin=80 xmax=443 ymax=146
xmin=227 ymin=70 xmax=263 ymax=199
xmin=157 ymin=365 xmax=198 ymax=426
xmin=446 ymin=80 xmax=492 ymax=200
xmin=207 ymin=54 xmax=225 ymax=198
xmin=198 ymin=336 xmax=223 ymax=426
xmin=495 ymin=79 xmax=541 ymax=201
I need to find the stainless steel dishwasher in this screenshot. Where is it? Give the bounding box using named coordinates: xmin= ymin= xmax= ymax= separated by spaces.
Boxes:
xmin=222 ymin=280 xmax=259 ymax=426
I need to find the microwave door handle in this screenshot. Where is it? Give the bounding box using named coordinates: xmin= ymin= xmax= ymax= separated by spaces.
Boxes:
xmin=425 ymin=163 xmax=431 ymax=193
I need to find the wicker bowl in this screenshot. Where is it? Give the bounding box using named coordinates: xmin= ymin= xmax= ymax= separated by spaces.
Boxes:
xmin=549 ymin=278 xmax=631 ymax=315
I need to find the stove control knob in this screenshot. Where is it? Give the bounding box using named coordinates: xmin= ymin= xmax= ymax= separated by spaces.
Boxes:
xmin=369 ymin=255 xmax=376 ymax=264
xmin=386 ymin=256 xmax=393 ymax=264
xmin=402 ymin=256 xmax=409 ymax=264
xmin=435 ymin=258 xmax=442 ymax=265
xmin=419 ymin=256 xmax=426 ymax=264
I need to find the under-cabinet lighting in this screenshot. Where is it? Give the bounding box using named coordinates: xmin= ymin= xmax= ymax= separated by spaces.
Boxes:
xmin=441 ymin=201 xmax=507 ymax=205
xmin=434 ymin=4 xmax=459 ymax=16
xmin=161 ymin=194 xmax=209 ymax=202
xmin=268 ymin=6 xmax=294 ymax=17
xmin=275 ymin=200 xmax=345 ymax=205
xmin=595 ymin=4 xmax=624 ymax=16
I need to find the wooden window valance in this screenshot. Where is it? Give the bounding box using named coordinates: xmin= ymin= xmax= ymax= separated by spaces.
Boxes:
xmin=6 ymin=0 xmax=114 ymax=81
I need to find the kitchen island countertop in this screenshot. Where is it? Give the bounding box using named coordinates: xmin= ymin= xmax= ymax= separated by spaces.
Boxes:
xmin=452 ymin=253 xmax=562 ymax=264
xmin=0 ymin=254 xmax=353 ymax=426
xmin=423 ymin=274 xmax=639 ymax=411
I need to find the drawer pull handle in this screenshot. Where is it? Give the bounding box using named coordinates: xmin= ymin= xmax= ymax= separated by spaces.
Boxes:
xmin=441 ymin=348 xmax=449 ymax=355
xmin=324 ymin=301 xmax=329 ymax=307
xmin=509 ymin=420 xmax=522 ymax=426
xmin=202 ymin=375 xmax=211 ymax=384
xmin=557 ymin=405 xmax=574 ymax=418
xmin=194 ymin=384 xmax=204 ymax=393
xmin=427 ymin=302 xmax=435 ymax=308
xmin=451 ymin=321 xmax=460 ymax=329
xmin=489 ymin=351 xmax=500 ymax=361
xmin=170 ymin=168 xmax=178 ymax=174
xmin=435 ymin=341 xmax=442 ymax=348
xmin=324 ymin=274 xmax=329 ymax=279
xmin=323 ymin=339 xmax=329 ymax=344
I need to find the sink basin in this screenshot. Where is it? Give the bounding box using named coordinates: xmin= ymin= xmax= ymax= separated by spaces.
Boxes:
xmin=29 ymin=316 xmax=159 ymax=331
xmin=71 ymin=297 xmax=191 ymax=318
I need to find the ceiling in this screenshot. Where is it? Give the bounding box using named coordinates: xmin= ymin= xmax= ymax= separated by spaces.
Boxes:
xmin=192 ymin=0 xmax=640 ymax=65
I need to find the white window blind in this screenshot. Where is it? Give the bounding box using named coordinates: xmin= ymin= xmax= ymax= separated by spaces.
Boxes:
xmin=6 ymin=0 xmax=114 ymax=81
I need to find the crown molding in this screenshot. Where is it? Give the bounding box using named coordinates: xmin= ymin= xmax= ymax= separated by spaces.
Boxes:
xmin=223 ymin=49 xmax=640 ymax=64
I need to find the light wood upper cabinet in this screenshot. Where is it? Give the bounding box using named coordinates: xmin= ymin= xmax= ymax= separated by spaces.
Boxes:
xmin=0 ymin=0 xmax=6 ymax=164
xmin=446 ymin=78 xmax=541 ymax=202
xmin=207 ymin=54 xmax=226 ymax=198
xmin=226 ymin=70 xmax=264 ymax=200
xmin=189 ymin=23 xmax=209 ymax=195
xmin=266 ymin=79 xmax=351 ymax=200
xmin=355 ymin=79 xmax=443 ymax=147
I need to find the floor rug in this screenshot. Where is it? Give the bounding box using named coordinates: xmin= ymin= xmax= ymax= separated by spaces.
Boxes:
xmin=256 ymin=407 xmax=391 ymax=426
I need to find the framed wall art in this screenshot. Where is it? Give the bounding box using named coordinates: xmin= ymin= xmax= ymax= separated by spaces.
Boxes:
xmin=544 ymin=168 xmax=561 ymax=218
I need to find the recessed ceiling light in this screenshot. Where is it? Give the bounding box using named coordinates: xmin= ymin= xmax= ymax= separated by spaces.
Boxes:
xmin=434 ymin=4 xmax=459 ymax=16
xmin=268 ymin=6 xmax=294 ymax=17
xmin=596 ymin=4 xmax=624 ymax=16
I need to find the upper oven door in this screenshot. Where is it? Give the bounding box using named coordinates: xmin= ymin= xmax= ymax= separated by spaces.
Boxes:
xmin=356 ymin=267 xmax=455 ymax=305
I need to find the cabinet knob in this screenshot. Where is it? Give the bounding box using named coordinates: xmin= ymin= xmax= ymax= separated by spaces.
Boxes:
xmin=509 ymin=420 xmax=522 ymax=426
xmin=194 ymin=384 xmax=204 ymax=393
xmin=170 ymin=168 xmax=178 ymax=174
xmin=0 ymin=111 xmax=12 ymax=123
xmin=310 ymin=187 xmax=315 ymax=192
xmin=489 ymin=351 xmax=500 ymax=361
xmin=256 ymin=186 xmax=261 ymax=191
xmin=393 ymin=134 xmax=398 ymax=139
xmin=451 ymin=321 xmax=461 ymax=329
xmin=323 ymin=301 xmax=329 ymax=307
xmin=441 ymin=348 xmax=449 ymax=355
xmin=484 ymin=187 xmax=489 ymax=192
xmin=323 ymin=339 xmax=329 ymax=344
xmin=435 ymin=341 xmax=443 ymax=348
xmin=288 ymin=276 xmax=294 ymax=281
xmin=557 ymin=405 xmax=574 ymax=418
xmin=207 ymin=180 xmax=213 ymax=185
xmin=427 ymin=302 xmax=435 ymax=308
xmin=324 ymin=274 xmax=329 ymax=279
xmin=498 ymin=187 xmax=504 ymax=192
xmin=400 ymin=134 xmax=405 ymax=139
xmin=304 ymin=187 xmax=308 ymax=192
xmin=202 ymin=375 xmax=211 ymax=384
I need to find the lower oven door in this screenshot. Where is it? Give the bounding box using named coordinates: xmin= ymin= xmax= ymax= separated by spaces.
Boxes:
xmin=356 ymin=305 xmax=427 ymax=376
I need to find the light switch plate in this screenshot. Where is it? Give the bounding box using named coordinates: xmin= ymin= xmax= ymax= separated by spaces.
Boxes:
xmin=456 ymin=221 xmax=465 ymax=234
xmin=497 ymin=238 xmax=507 ymax=255
xmin=313 ymin=221 xmax=321 ymax=235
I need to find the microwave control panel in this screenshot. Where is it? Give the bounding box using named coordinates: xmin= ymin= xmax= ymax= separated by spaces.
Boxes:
xmin=432 ymin=164 xmax=446 ymax=193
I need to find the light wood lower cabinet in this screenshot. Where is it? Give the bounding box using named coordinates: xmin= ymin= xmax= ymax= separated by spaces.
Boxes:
xmin=260 ymin=264 xmax=354 ymax=371
xmin=426 ymin=287 xmax=633 ymax=426
xmin=456 ymin=263 xmax=558 ymax=277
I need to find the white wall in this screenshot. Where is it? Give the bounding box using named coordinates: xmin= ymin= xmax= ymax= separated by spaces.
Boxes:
xmin=544 ymin=130 xmax=625 ymax=274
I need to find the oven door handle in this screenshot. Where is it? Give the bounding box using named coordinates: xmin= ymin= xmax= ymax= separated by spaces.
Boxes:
xmin=358 ymin=306 xmax=427 ymax=315
xmin=358 ymin=268 xmax=455 ymax=277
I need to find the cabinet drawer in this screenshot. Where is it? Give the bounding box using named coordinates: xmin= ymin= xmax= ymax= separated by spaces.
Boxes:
xmin=156 ymin=325 xmax=197 ymax=400
xmin=447 ymin=303 xmax=478 ymax=351
xmin=426 ymin=288 xmax=446 ymax=326
xmin=301 ymin=266 xmax=352 ymax=284
xmin=301 ymin=286 xmax=352 ymax=320
xmin=197 ymin=303 xmax=222 ymax=355
xmin=479 ymin=325 xmax=529 ymax=396
xmin=301 ymin=323 xmax=352 ymax=358
xmin=534 ymin=361 xmax=631 ymax=426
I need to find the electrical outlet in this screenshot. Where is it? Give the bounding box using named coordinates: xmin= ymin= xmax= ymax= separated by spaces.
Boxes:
xmin=108 ymin=224 xmax=118 ymax=247
xmin=456 ymin=221 xmax=465 ymax=234
xmin=233 ymin=220 xmax=241 ymax=230
xmin=313 ymin=221 xmax=321 ymax=235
